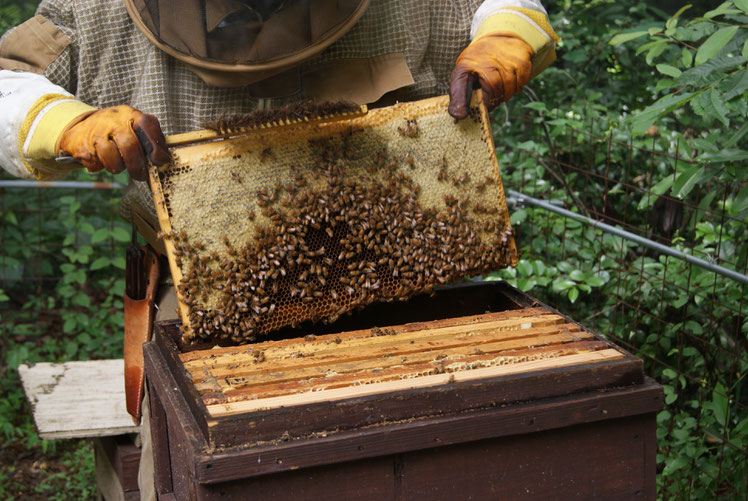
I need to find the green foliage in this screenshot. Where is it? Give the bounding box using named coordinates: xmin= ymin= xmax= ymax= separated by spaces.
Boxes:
xmin=613 ymin=1 xmax=748 ymax=175
xmin=0 ymin=0 xmax=36 ymax=34
xmin=492 ymin=0 xmax=748 ymax=498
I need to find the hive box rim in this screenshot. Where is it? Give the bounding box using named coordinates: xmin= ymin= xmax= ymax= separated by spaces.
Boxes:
xmin=144 ymin=282 xmax=651 ymax=451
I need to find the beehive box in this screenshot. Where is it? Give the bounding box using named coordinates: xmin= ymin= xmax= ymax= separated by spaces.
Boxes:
xmin=143 ymin=282 xmax=662 ymax=500
xmin=149 ymin=93 xmax=517 ymax=344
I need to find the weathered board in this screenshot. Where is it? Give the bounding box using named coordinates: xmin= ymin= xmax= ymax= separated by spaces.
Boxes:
xmin=18 ymin=360 xmax=139 ymax=439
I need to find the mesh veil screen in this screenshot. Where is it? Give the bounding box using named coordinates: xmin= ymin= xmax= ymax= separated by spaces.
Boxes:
xmin=150 ymin=94 xmax=517 ymax=343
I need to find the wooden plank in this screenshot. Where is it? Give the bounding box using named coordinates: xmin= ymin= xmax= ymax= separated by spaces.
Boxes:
xmin=178 ymin=307 xmax=556 ymax=364
xmin=147 ymin=382 xmax=173 ymax=498
xmin=194 ymin=455 xmax=398 ymax=501
xmin=190 ymin=415 xmax=655 ymax=500
xmin=17 ymin=360 xmax=138 ymax=439
xmin=183 ymin=314 xmax=569 ymax=375
xmin=197 ymin=353 xmax=645 ymax=448
xmin=207 ymin=349 xmax=623 ymax=416
xmin=190 ymin=323 xmax=586 ymax=387
xmin=153 ymin=331 xmax=212 ymax=441
xmin=143 ymin=341 xmax=210 ymax=500
xmin=195 ymin=379 xmax=663 ymax=483
xmin=97 ymin=436 xmax=141 ymax=493
xmin=397 ymin=414 xmax=655 ymax=500
xmin=200 ymin=329 xmax=595 ymax=399
xmin=209 ymin=340 xmax=611 ymax=403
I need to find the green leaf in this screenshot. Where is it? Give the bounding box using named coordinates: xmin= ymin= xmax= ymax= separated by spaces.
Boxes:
xmin=712 ymin=385 xmax=728 ymax=426
xmin=722 ymin=69 xmax=748 ymax=100
xmin=630 ymin=92 xmax=694 ymax=135
xmin=585 ymin=276 xmax=606 ymax=287
xmin=90 ymin=257 xmax=110 ymax=271
xmin=609 ymin=31 xmax=649 ymax=45
xmin=734 ymin=417 xmax=748 ymax=436
xmin=111 ymin=226 xmax=131 ymax=243
xmin=695 ymin=26 xmax=740 ymax=66
xmin=692 ymin=138 xmax=719 ymax=153
xmin=510 ymin=209 xmax=527 ymax=226
xmin=523 ymin=102 xmax=547 ymax=111
xmin=516 ymin=260 xmax=534 ymax=277
xmin=705 ymin=1 xmax=741 ymax=19
xmin=684 ymin=320 xmax=703 ymax=335
xmin=731 ymin=183 xmax=748 ymax=215
xmin=72 ymin=292 xmax=91 ymax=308
xmin=569 ymin=269 xmax=586 ymax=282
xmin=91 ymin=228 xmax=110 ymax=244
xmin=646 ymin=42 xmax=668 ymax=65
xmin=517 ymin=278 xmax=536 ymax=292
xmin=663 ymin=456 xmax=689 ymax=475
xmin=698 ymin=149 xmax=748 ymax=164
xmin=635 ymin=39 xmax=666 ymax=56
xmin=676 ymin=22 xmax=716 ymax=43
xmin=672 ymin=165 xmax=705 ymax=199
xmin=666 ymin=5 xmax=692 ymax=32
xmin=656 ymin=64 xmax=681 ymax=78
xmin=737 ymin=0 xmax=748 ymax=13
xmin=533 ymin=260 xmax=547 ymax=276
xmin=679 ymin=54 xmax=745 ymax=85
xmin=680 ymin=48 xmax=693 ymax=68
xmin=552 ymin=279 xmax=576 ymax=292
xmin=567 ymin=287 xmax=579 ymax=303
xmin=744 ymin=38 xmax=748 ymax=59
xmin=707 ymin=88 xmax=730 ymax=126
xmin=638 ymin=176 xmax=674 ymax=210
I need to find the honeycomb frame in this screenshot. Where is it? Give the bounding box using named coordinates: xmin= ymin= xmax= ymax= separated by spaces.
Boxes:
xmin=149 ymin=92 xmax=517 ymax=343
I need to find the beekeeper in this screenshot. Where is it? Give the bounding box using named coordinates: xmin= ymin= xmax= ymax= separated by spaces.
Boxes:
xmin=0 ymin=0 xmax=558 ymax=497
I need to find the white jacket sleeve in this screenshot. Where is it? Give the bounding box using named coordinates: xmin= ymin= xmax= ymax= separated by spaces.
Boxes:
xmin=471 ymin=0 xmax=549 ymax=38
xmin=0 ymin=70 xmax=88 ymax=179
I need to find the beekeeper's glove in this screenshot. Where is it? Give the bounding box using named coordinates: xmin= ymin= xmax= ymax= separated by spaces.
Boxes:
xmin=58 ymin=105 xmax=170 ymax=181
xmin=448 ymin=6 xmax=560 ymax=120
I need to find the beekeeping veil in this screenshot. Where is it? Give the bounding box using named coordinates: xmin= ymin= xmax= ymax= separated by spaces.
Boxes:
xmin=124 ymin=0 xmax=370 ymax=89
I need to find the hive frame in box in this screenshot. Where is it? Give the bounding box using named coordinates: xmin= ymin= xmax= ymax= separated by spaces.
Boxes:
xmin=148 ymin=92 xmax=517 ymax=344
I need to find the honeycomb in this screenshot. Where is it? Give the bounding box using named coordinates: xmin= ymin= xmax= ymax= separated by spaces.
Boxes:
xmin=149 ymin=93 xmax=517 ymax=343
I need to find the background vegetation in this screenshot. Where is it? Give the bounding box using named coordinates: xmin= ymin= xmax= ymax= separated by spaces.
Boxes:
xmin=0 ymin=0 xmax=745 ymax=499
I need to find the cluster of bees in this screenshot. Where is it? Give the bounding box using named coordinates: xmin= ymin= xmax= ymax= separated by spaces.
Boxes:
xmin=167 ymin=126 xmax=514 ymax=344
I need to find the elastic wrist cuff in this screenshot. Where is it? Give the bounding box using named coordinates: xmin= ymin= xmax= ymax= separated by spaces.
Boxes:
xmin=27 ymin=99 xmax=96 ymax=159
xmin=21 ymin=97 xmax=96 ymax=179
xmin=474 ymin=10 xmax=560 ymax=52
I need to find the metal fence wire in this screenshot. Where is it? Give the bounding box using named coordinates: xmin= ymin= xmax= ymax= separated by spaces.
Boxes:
xmin=495 ymin=109 xmax=747 ymax=499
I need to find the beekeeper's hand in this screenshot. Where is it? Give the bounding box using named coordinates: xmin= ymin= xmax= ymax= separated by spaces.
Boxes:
xmin=448 ymin=6 xmax=561 ymax=120
xmin=448 ymin=33 xmax=533 ymax=119
xmin=58 ymin=105 xmax=170 ymax=181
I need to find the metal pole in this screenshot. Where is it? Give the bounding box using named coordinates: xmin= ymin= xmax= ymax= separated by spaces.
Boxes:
xmin=0 ymin=180 xmax=125 ymax=190
xmin=507 ymin=189 xmax=748 ymax=286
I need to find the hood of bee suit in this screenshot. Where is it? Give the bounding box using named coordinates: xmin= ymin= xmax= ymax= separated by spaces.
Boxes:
xmin=124 ymin=0 xmax=370 ymax=88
